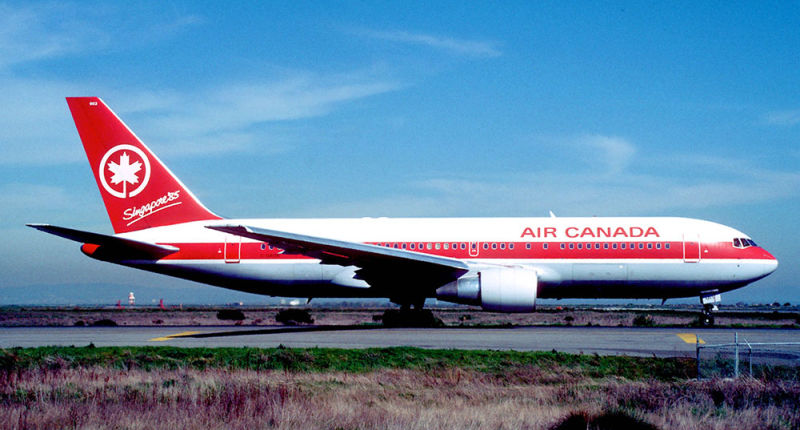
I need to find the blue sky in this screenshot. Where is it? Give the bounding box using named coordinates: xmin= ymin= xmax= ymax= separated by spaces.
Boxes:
xmin=1 ymin=1 xmax=798 ymax=304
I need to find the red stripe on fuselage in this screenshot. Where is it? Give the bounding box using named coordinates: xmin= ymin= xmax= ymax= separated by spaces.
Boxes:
xmin=153 ymin=241 xmax=775 ymax=261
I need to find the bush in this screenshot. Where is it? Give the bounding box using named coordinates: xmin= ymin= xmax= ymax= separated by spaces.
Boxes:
xmin=632 ymin=314 xmax=655 ymax=327
xmin=549 ymin=410 xmax=658 ymax=430
xmin=275 ymin=309 xmax=314 ymax=325
xmin=217 ymin=309 xmax=246 ymax=321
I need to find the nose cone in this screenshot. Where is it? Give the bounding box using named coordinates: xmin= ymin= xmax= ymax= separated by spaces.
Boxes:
xmin=756 ymin=247 xmax=779 ymax=278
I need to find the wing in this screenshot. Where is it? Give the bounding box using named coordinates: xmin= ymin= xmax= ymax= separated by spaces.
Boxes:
xmin=207 ymin=224 xmax=470 ymax=296
xmin=27 ymin=224 xmax=179 ymax=259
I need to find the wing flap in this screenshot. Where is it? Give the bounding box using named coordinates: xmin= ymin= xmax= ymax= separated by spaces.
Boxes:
xmin=207 ymin=224 xmax=469 ymax=292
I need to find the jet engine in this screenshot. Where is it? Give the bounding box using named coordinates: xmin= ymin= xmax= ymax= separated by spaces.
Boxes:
xmin=435 ymin=268 xmax=538 ymax=312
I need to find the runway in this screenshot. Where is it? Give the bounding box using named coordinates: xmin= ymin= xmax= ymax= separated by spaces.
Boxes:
xmin=3 ymin=325 xmax=799 ymax=357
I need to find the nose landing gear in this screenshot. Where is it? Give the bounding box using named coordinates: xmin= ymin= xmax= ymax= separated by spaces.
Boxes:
xmin=700 ymin=293 xmax=721 ymax=327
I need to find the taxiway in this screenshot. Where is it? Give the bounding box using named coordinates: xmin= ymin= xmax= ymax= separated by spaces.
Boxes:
xmin=3 ymin=325 xmax=799 ymax=357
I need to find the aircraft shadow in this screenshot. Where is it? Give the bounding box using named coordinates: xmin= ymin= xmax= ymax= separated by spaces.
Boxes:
xmin=182 ymin=324 xmax=385 ymax=339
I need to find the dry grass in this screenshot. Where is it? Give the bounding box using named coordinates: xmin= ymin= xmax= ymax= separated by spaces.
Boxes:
xmin=2 ymin=364 xmax=799 ymax=429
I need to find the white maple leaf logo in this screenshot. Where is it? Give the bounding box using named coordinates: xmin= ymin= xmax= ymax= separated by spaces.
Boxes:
xmin=99 ymin=145 xmax=151 ymax=199
xmin=108 ymin=152 xmax=142 ymax=190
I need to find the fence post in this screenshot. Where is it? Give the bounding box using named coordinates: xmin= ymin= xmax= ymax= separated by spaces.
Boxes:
xmin=734 ymin=332 xmax=740 ymax=378
xmin=696 ymin=334 xmax=701 ymax=380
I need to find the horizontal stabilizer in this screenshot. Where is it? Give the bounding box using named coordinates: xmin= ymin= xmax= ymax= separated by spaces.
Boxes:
xmin=27 ymin=224 xmax=179 ymax=258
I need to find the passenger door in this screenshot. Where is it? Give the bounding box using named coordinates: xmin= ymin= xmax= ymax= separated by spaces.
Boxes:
xmin=683 ymin=233 xmax=700 ymax=263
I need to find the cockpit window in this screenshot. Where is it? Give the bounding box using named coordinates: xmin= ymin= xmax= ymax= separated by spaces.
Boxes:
xmin=733 ymin=237 xmax=757 ymax=249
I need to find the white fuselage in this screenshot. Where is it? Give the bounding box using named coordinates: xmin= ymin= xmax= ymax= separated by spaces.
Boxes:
xmin=93 ymin=216 xmax=777 ymax=301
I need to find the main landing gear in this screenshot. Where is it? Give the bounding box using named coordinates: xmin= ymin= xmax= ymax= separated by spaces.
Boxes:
xmin=384 ymin=297 xmax=443 ymax=328
xmin=700 ymin=293 xmax=721 ymax=327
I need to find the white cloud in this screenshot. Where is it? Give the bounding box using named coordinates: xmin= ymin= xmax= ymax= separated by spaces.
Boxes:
xmin=303 ymin=150 xmax=800 ymax=218
xmin=0 ymin=72 xmax=399 ymax=164
xmin=0 ymin=3 xmax=103 ymax=68
xmin=575 ymin=135 xmax=636 ymax=175
xmin=360 ymin=29 xmax=501 ymax=58
xmin=0 ymin=3 xmax=201 ymax=70
xmin=125 ymin=75 xmax=400 ymax=157
xmin=763 ymin=109 xmax=800 ymax=126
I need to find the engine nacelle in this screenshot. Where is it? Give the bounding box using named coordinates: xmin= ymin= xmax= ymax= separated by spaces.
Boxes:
xmin=436 ymin=267 xmax=538 ymax=313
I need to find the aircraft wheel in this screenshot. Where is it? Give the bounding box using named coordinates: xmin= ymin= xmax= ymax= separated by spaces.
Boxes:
xmin=700 ymin=313 xmax=715 ymax=327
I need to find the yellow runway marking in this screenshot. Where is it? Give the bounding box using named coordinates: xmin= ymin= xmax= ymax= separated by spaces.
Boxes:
xmin=676 ymin=333 xmax=705 ymax=344
xmin=149 ymin=331 xmax=203 ymax=342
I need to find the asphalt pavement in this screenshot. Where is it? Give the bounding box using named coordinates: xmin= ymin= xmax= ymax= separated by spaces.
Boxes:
xmin=3 ymin=325 xmax=799 ymax=357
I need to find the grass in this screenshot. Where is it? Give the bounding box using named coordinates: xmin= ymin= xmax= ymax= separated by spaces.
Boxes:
xmin=1 ymin=346 xmax=694 ymax=380
xmin=1 ymin=347 xmax=799 ymax=429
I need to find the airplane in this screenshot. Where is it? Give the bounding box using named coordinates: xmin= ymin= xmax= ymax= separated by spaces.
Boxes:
xmin=29 ymin=97 xmax=778 ymax=325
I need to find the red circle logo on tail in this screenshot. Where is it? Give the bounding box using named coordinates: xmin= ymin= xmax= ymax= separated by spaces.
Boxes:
xmin=99 ymin=145 xmax=151 ymax=198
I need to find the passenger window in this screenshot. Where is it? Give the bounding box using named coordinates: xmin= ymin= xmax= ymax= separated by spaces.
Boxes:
xmin=526 ymin=243 xmax=531 ymax=249
xmin=402 ymin=244 xmax=407 ymax=249
xmin=509 ymin=243 xmax=514 ymax=250
xmin=461 ymin=243 xmax=467 ymax=250
xmin=638 ymin=243 xmax=644 ymax=249
xmin=612 ymin=243 xmax=617 ymax=249
xmin=647 ymin=243 xmax=653 ymax=249
xmin=560 ymin=243 xmax=565 ymax=250
xmin=500 ymin=243 xmax=506 ymax=250
xmin=426 ymin=243 xmax=432 ymax=250
xmin=595 ymin=243 xmax=600 ymax=249
xmin=435 ymin=243 xmax=441 ymax=250
xmin=656 ymin=243 xmax=661 ymax=249
xmin=569 ymin=243 xmax=574 ymax=250
xmin=577 ymin=243 xmax=583 ymax=250
xmin=543 ymin=243 xmax=548 ymax=250
xmin=604 ymin=243 xmax=609 ymax=249
xmin=410 ymin=243 xmax=415 ymax=250
xmin=483 ymin=243 xmax=489 ymax=250
xmin=491 ymin=243 xmax=497 ymax=250
xmin=665 ymin=243 xmax=670 ymax=249
xmin=443 ymin=243 xmax=449 ymax=250
xmin=621 ymin=243 xmax=626 ymax=249
xmin=260 ymin=244 xmax=266 ymax=250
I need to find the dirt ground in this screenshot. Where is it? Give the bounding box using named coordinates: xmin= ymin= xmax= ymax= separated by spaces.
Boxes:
xmin=1 ymin=305 xmax=798 ymax=328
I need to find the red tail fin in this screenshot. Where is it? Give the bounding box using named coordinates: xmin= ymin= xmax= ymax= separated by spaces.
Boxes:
xmin=66 ymin=97 xmax=220 ymax=233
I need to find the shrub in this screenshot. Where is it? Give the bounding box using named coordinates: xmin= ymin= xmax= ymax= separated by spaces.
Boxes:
xmin=275 ymin=309 xmax=314 ymax=325
xmin=217 ymin=309 xmax=246 ymax=321
xmin=632 ymin=315 xmax=655 ymax=327
xmin=549 ymin=410 xmax=658 ymax=430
